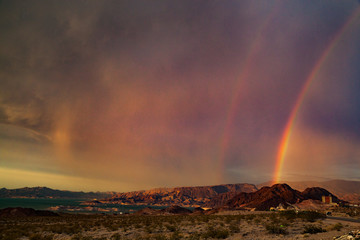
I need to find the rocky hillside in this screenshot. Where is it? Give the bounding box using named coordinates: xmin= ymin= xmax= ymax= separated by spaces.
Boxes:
xmin=205 ymin=184 xmax=340 ymax=210
xmin=0 ymin=187 xmax=113 ymax=199
xmin=97 ymin=183 xmax=257 ymax=207
xmin=225 ymin=184 xmax=303 ymax=210
xmin=200 ymin=191 xmax=239 ymax=208
xmin=258 ymin=179 xmax=360 ymax=203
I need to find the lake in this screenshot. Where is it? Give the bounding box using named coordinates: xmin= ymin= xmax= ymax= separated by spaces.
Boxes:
xmin=0 ymin=198 xmax=167 ymax=213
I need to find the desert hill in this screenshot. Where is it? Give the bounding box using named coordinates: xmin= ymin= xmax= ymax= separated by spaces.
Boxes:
xmin=134 ymin=205 xmax=195 ymax=215
xmin=302 ymin=187 xmax=340 ymax=202
xmin=97 ymin=183 xmax=257 ymax=207
xmin=0 ymin=187 xmax=113 ymax=199
xmin=0 ymin=207 xmax=59 ymax=217
xmin=258 ymin=179 xmax=360 ymax=203
xmin=206 ymin=184 xmax=340 ymax=210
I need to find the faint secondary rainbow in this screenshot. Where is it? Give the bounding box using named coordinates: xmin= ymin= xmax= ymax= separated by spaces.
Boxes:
xmin=273 ymin=6 xmax=360 ymax=184
xmin=218 ymin=2 xmax=280 ymax=182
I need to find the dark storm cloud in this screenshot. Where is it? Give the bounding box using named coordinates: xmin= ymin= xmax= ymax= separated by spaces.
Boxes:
xmin=302 ymin=69 xmax=360 ymax=140
xmin=1 ymin=0 xmax=360 ymax=189
xmin=300 ymin=11 xmax=360 ymax=141
xmin=0 ymin=0 xmax=256 ymax=133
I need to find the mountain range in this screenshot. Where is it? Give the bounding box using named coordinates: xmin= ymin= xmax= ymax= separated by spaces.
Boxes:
xmin=0 ymin=187 xmax=113 ymax=199
xmin=1 ymin=179 xmax=359 ymax=207
xmin=205 ymin=184 xmax=340 ymax=210
xmin=96 ymin=183 xmax=257 ymax=207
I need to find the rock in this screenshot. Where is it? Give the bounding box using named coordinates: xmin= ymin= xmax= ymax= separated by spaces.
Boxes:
xmin=333 ymin=230 xmax=360 ymax=239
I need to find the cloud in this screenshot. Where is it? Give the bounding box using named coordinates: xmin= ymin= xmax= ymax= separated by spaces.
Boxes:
xmin=284 ymin=125 xmax=360 ymax=180
xmin=0 ymin=0 xmax=359 ymax=190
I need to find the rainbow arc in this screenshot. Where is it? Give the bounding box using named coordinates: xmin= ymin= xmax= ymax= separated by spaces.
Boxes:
xmin=218 ymin=2 xmax=280 ymax=181
xmin=273 ymin=7 xmax=360 ymax=183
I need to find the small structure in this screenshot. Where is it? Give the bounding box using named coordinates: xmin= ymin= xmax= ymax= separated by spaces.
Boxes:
xmin=322 ymin=195 xmax=333 ymax=204
xmin=276 ymin=203 xmax=287 ymax=211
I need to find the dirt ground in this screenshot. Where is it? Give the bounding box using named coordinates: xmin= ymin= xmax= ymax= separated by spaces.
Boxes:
xmin=1 ymin=211 xmax=359 ymax=239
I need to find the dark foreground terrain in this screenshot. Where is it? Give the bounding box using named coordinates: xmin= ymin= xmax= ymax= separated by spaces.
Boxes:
xmin=1 ymin=209 xmax=359 ymax=240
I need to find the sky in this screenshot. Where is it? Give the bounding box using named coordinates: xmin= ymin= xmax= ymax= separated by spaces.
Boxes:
xmin=0 ymin=0 xmax=360 ymax=192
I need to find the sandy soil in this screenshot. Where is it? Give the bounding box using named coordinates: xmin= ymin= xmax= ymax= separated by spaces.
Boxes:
xmin=1 ymin=211 xmax=359 ymax=239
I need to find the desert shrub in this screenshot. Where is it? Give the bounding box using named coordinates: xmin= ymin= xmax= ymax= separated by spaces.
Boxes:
xmin=0 ymin=227 xmax=30 ymax=240
xmin=111 ymin=233 xmax=121 ymax=240
xmin=70 ymin=234 xmax=83 ymax=240
xmin=330 ymin=223 xmax=343 ymax=231
xmin=253 ymin=217 xmax=262 ymax=225
xmin=265 ymin=224 xmax=288 ymax=235
xmin=302 ymin=225 xmax=326 ymax=234
xmin=336 ymin=206 xmax=360 ymax=217
xmin=29 ymin=233 xmax=43 ymax=240
xmin=62 ymin=225 xmax=82 ymax=235
xmin=298 ymin=211 xmax=325 ymax=222
xmin=48 ymin=224 xmax=64 ymax=234
xmin=107 ymin=223 xmax=120 ymax=231
xmin=134 ymin=223 xmax=142 ymax=229
xmin=202 ymin=226 xmax=229 ymax=239
xmin=145 ymin=225 xmax=154 ymax=234
xmin=94 ymin=220 xmax=102 ymax=227
xmin=244 ymin=214 xmax=255 ymax=221
xmin=200 ymin=215 xmax=210 ymax=223
xmin=225 ymin=216 xmax=232 ymax=224
xmin=165 ymin=224 xmax=177 ymax=232
xmin=169 ymin=230 xmax=183 ymax=240
xmin=187 ymin=233 xmax=201 ymax=240
xmin=80 ymin=222 xmax=93 ymax=231
xmin=279 ymin=210 xmax=297 ymax=220
xmin=268 ymin=213 xmax=278 ymax=223
xmin=29 ymin=233 xmax=54 ymax=240
xmin=96 ymin=237 xmax=107 ymax=240
xmin=81 ymin=236 xmax=95 ymax=240
xmin=228 ymin=222 xmax=240 ymax=233
xmin=149 ymin=233 xmax=165 ymax=240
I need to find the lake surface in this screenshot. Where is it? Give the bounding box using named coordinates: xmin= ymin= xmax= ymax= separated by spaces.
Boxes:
xmin=0 ymin=198 xmax=167 ymax=213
